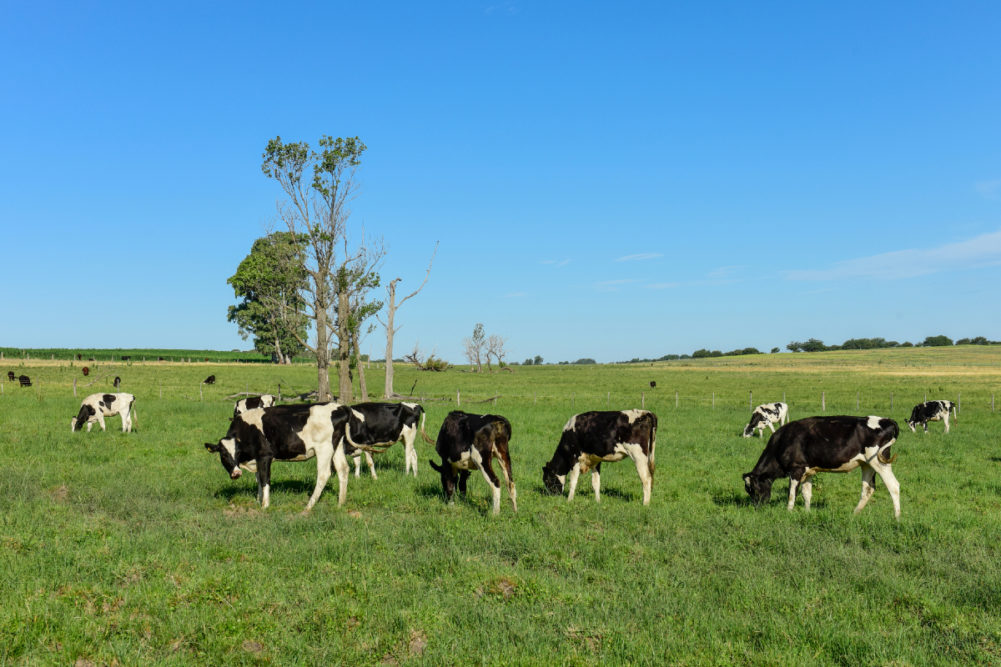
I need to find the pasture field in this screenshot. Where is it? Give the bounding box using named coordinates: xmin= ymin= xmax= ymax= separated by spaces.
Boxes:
xmin=2 ymin=348 xmax=1001 ymax=664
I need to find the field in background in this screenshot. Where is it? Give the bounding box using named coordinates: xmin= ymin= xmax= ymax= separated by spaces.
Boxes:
xmin=2 ymin=347 xmax=1000 ymax=664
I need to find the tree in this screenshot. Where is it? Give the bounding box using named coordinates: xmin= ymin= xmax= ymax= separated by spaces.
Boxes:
xmin=227 ymin=232 xmax=308 ymax=364
xmin=334 ymin=237 xmax=384 ymax=402
xmin=261 ymin=135 xmax=367 ymax=401
xmin=486 ymin=334 xmax=507 ymax=369
xmin=380 ymin=242 xmax=438 ymax=398
xmin=534 ymin=355 xmax=543 ymax=365
xmin=463 ymin=323 xmax=486 ymax=372
xmin=922 ymin=335 xmax=953 ymax=347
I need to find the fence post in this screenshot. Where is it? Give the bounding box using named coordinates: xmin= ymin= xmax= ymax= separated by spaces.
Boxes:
xmin=712 ymin=391 xmax=715 ymax=409
xmin=890 ymin=392 xmax=893 ymax=411
xmin=73 ymin=378 xmax=77 ymax=397
xmin=749 ymin=390 xmax=753 ymax=411
xmin=199 ymin=384 xmax=203 ymax=401
xmin=572 ymin=393 xmax=575 ymax=410
xmin=607 ymin=391 xmax=610 ymax=407
xmin=675 ymin=391 xmax=679 ymax=408
xmin=958 ymin=392 xmax=961 ymax=413
xmin=856 ymin=391 xmax=860 ymax=411
xmin=457 ymin=390 xmax=461 ymax=407
xmin=534 ymin=392 xmax=537 ymax=405
xmin=992 ymin=393 xmax=995 ymax=412
xmin=641 ymin=392 xmax=645 ymax=409
xmin=822 ymin=391 xmax=826 ymax=412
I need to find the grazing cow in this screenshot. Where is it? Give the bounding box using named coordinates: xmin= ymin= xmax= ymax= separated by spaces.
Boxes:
xmin=743 ymin=402 xmax=789 ymax=438
xmin=743 ymin=415 xmax=901 ymax=519
xmin=649 ymin=381 xmax=657 ymax=388
xmin=113 ymin=376 xmax=121 ymax=388
xmin=82 ymin=367 xmax=90 ymax=376
xmin=906 ymin=400 xmax=957 ymax=434
xmin=204 ymin=403 xmax=352 ymax=511
xmin=72 ymin=392 xmax=137 ymax=432
xmin=428 ymin=411 xmax=517 ymax=514
xmin=6 ymin=371 xmax=14 ymax=382
xmin=233 ymin=394 xmax=276 ymax=417
xmin=343 ymin=402 xmax=434 ymax=478
xmin=203 ymin=375 xmax=216 ymax=385
xmin=18 ymin=375 xmax=31 ymax=387
xmin=542 ymin=410 xmax=658 ymax=505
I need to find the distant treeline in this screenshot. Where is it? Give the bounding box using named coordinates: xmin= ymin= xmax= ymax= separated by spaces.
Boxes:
xmin=0 ymin=347 xmax=315 ymax=364
xmin=618 ymin=335 xmax=999 ymax=364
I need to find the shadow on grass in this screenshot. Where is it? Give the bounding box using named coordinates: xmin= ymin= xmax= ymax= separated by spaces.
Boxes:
xmin=213 ymin=479 xmax=314 ymax=501
xmin=989 ymin=456 xmax=1001 ymax=463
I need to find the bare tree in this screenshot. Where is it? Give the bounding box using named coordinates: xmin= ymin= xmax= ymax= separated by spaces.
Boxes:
xmin=379 ymin=242 xmax=438 ymax=398
xmin=261 ymin=135 xmax=366 ymax=401
xmin=463 ymin=323 xmax=486 ymax=372
xmin=334 ymin=235 xmax=384 ymax=402
xmin=486 ymin=334 xmax=507 ymax=370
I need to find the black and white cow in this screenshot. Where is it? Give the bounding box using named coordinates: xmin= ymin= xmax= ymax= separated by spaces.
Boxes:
xmin=233 ymin=394 xmax=276 ymax=417
xmin=743 ymin=402 xmax=789 ymax=438
xmin=542 ymin=410 xmax=658 ymax=505
xmin=428 ymin=411 xmax=517 ymax=514
xmin=343 ymin=402 xmax=434 ymax=478
xmin=203 ymin=375 xmax=216 ymax=385
xmin=906 ymin=400 xmax=957 ymax=434
xmin=204 ymin=402 xmax=353 ymax=511
xmin=743 ymin=415 xmax=901 ymax=519
xmin=72 ymin=392 xmax=137 ymax=432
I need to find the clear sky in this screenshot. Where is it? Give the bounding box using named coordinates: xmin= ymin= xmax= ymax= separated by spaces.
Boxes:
xmin=2 ymin=1 xmax=1000 ymax=363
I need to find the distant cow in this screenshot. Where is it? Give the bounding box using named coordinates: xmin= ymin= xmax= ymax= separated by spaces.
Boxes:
xmin=743 ymin=402 xmax=789 ymax=438
xmin=233 ymin=394 xmax=276 ymax=417
xmin=113 ymin=376 xmax=121 ymax=388
xmin=18 ymin=375 xmax=31 ymax=387
xmin=6 ymin=371 xmax=14 ymax=382
xmin=204 ymin=403 xmax=352 ymax=511
xmin=543 ymin=409 xmax=657 ymax=505
xmin=743 ymin=415 xmax=901 ymax=519
xmin=72 ymin=392 xmax=137 ymax=433
xmin=203 ymin=375 xmax=216 ymax=385
xmin=81 ymin=366 xmax=90 ymax=376
xmin=906 ymin=400 xmax=956 ymax=434
xmin=429 ymin=411 xmax=517 ymax=514
xmin=343 ymin=402 xmax=434 ymax=478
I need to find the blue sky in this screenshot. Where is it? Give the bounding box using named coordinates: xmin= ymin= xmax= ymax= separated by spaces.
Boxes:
xmin=2 ymin=1 xmax=999 ymax=363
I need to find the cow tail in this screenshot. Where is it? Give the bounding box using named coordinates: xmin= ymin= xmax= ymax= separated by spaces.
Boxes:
xmin=648 ymin=419 xmax=657 ymax=477
xmin=877 ymin=447 xmax=897 ymax=465
xmin=131 ymin=399 xmax=137 ymax=427
xmin=419 ymin=409 xmax=435 ymax=444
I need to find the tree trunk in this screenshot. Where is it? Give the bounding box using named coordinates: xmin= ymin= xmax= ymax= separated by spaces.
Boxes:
xmin=336 ymin=290 xmax=353 ymax=403
xmin=353 ymin=332 xmax=368 ymax=401
xmin=383 ymin=280 xmax=397 ymax=398
xmin=315 ymin=307 xmax=332 ymax=401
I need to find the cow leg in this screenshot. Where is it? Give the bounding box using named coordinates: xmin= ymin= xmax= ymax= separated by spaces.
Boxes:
xmin=767 ymin=421 xmax=776 ymax=434
xmin=943 ymin=413 xmax=950 ymax=434
xmin=591 ymin=463 xmax=602 ymax=503
xmin=458 ymin=470 xmax=470 ymax=497
xmin=854 ymin=467 xmax=877 ymax=515
xmin=257 ymin=457 xmax=273 ymax=509
xmin=364 ymin=451 xmax=377 ymax=480
xmin=870 ymin=462 xmax=901 ymax=519
xmin=86 ymin=420 xmax=94 ymax=433
xmin=470 ymin=448 xmax=502 ymax=515
xmin=303 ymin=445 xmax=334 ymax=513
xmin=352 ymin=454 xmax=362 ymax=478
xmin=787 ymin=477 xmax=800 ymax=511
xmin=800 ymin=478 xmax=813 ymax=511
xmin=566 ymin=463 xmax=583 ymax=502
xmin=630 ymin=451 xmax=653 ymax=506
xmin=492 ymin=442 xmax=517 ymax=511
xmin=402 ymin=426 xmax=418 ymax=476
xmin=97 ymin=413 xmax=107 ymax=432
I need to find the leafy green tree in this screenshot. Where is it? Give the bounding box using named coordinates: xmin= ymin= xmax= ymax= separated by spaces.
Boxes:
xmin=534 ymin=355 xmax=544 ymax=365
xmin=227 ymin=232 xmax=308 ymax=364
xmin=922 ymin=335 xmax=953 ymax=347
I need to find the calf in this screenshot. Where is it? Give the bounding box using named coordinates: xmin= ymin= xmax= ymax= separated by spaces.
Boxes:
xmin=233 ymin=394 xmax=276 ymax=417
xmin=743 ymin=402 xmax=789 ymax=438
xmin=542 ymin=410 xmax=657 ymax=505
xmin=743 ymin=415 xmax=901 ymax=519
xmin=428 ymin=411 xmax=517 ymax=514
xmin=204 ymin=403 xmax=352 ymax=511
xmin=72 ymin=392 xmax=137 ymax=432
xmin=343 ymin=401 xmax=434 ymax=478
xmin=18 ymin=374 xmax=31 ymax=387
xmin=907 ymin=400 xmax=956 ymax=434
xmin=203 ymin=375 xmax=216 ymax=385
xmin=6 ymin=371 xmax=14 ymax=382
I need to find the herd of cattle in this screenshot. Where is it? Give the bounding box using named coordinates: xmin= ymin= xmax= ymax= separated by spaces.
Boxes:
xmin=66 ymin=387 xmax=958 ymax=519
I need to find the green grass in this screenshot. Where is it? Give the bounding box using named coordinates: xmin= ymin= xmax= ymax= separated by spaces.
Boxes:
xmin=2 ymin=348 xmax=1001 ymax=664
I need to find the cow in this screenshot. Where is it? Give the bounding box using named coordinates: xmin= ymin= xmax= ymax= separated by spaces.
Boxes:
xmin=343 ymin=402 xmax=434 ymax=479
xmin=203 ymin=375 xmax=216 ymax=385
xmin=906 ymin=400 xmax=957 ymax=434
xmin=542 ymin=410 xmax=657 ymax=505
xmin=743 ymin=402 xmax=789 ymax=438
xmin=428 ymin=411 xmax=517 ymax=515
xmin=233 ymin=394 xmax=276 ymax=417
xmin=113 ymin=376 xmax=122 ymax=388
xmin=742 ymin=415 xmax=901 ymax=519
xmin=204 ymin=402 xmax=353 ymax=511
xmin=6 ymin=371 xmax=14 ymax=382
xmin=72 ymin=392 xmax=137 ymax=432
xmin=18 ymin=375 xmax=31 ymax=387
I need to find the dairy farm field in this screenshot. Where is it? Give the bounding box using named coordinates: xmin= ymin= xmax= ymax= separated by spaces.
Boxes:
xmin=2 ymin=347 xmax=1000 ymax=664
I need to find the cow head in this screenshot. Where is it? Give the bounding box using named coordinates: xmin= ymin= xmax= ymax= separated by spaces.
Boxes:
xmin=205 ymin=438 xmax=242 ymax=479
xmin=428 ymin=459 xmax=456 ymax=499
xmin=541 ymin=463 xmax=565 ymax=495
xmin=742 ymin=472 xmax=773 ymax=505
xmin=72 ymin=404 xmax=96 ymax=432
xmin=906 ymin=420 xmax=917 ymax=433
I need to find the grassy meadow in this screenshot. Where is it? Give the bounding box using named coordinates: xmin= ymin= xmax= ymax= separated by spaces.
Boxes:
xmin=2 ymin=347 xmax=1001 ymax=664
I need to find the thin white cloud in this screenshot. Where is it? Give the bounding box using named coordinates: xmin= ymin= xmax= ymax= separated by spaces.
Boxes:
xmin=541 ymin=258 xmax=570 ymax=267
xmin=975 ymin=178 xmax=1001 ymax=199
xmin=616 ymin=253 xmax=663 ymax=262
xmin=645 ymin=282 xmax=679 ymax=290
xmin=785 ymin=228 xmax=1001 ymax=281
